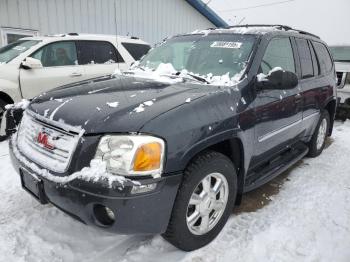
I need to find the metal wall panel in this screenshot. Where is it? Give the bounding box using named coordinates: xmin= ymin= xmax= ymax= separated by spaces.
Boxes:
xmin=0 ymin=0 xmax=214 ymax=46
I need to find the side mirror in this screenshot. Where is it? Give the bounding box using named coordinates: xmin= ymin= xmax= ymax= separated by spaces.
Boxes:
xmin=21 ymin=57 xmax=43 ymax=70
xmin=256 ymin=69 xmax=298 ymax=90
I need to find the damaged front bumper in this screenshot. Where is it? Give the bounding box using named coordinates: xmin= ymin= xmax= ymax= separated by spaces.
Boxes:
xmin=9 ymin=136 xmax=182 ymax=234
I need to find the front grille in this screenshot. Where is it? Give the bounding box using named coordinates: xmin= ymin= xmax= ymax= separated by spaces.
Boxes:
xmin=17 ymin=113 xmax=80 ymax=173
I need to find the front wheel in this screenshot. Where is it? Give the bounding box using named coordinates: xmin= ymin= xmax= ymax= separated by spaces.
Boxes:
xmin=307 ymin=110 xmax=330 ymax=157
xmin=163 ymin=151 xmax=237 ymax=251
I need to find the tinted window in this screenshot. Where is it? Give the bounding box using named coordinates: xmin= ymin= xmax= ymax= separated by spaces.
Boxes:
xmin=309 ymin=41 xmax=319 ymax=76
xmin=261 ymin=38 xmax=295 ymax=74
xmin=295 ymin=38 xmax=314 ymax=78
xmin=122 ymin=43 xmax=151 ymax=60
xmin=31 ymin=41 xmax=77 ymax=67
xmin=313 ymin=42 xmax=333 ymax=74
xmin=76 ymin=41 xmax=124 ymax=65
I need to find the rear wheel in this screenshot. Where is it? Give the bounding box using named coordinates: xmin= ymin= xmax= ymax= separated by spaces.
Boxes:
xmin=0 ymin=99 xmax=8 ymax=142
xmin=163 ymin=151 xmax=237 ymax=251
xmin=307 ymin=110 xmax=330 ymax=157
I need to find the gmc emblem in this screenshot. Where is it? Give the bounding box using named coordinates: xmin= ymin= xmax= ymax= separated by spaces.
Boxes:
xmin=37 ymin=132 xmax=55 ymax=150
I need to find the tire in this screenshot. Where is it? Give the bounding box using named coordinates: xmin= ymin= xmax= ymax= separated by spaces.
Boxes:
xmin=163 ymin=151 xmax=237 ymax=251
xmin=0 ymin=99 xmax=8 ymax=142
xmin=307 ymin=110 xmax=330 ymax=157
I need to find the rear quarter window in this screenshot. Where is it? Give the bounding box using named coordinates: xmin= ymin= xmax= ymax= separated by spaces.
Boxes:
xmin=312 ymin=42 xmax=333 ymax=74
xmin=77 ymin=41 xmax=124 ymax=65
xmin=122 ymin=43 xmax=151 ymax=60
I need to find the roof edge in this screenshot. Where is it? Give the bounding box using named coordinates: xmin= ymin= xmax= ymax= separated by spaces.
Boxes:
xmin=185 ymin=0 xmax=228 ymax=28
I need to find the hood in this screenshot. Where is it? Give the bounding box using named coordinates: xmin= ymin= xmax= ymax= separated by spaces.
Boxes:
xmin=335 ymin=62 xmax=350 ymax=72
xmin=28 ymin=75 xmax=218 ymax=134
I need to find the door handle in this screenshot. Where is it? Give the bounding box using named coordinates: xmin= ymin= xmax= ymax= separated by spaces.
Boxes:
xmin=295 ymin=93 xmax=302 ymax=103
xmin=70 ymin=72 xmax=82 ymax=77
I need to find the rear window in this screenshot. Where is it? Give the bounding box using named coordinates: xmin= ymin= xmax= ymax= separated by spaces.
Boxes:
xmin=122 ymin=43 xmax=151 ymax=60
xmin=295 ymin=38 xmax=314 ymax=79
xmin=312 ymin=42 xmax=333 ymax=74
xmin=77 ymin=41 xmax=124 ymax=65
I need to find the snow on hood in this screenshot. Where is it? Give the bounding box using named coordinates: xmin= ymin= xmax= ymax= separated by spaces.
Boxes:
xmin=5 ymin=99 xmax=30 ymax=110
xmin=11 ymin=134 xmax=140 ymax=187
xmin=28 ymin=76 xmax=212 ymax=134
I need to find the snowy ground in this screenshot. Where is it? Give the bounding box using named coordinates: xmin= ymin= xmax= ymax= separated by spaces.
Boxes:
xmin=1 ymin=121 xmax=350 ymax=262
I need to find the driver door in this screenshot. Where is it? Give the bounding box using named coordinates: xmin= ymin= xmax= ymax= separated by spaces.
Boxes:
xmin=19 ymin=41 xmax=86 ymax=99
xmin=253 ymin=37 xmax=303 ymax=159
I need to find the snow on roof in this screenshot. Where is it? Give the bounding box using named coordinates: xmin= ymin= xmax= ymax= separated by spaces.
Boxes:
xmin=21 ymin=34 xmax=149 ymax=44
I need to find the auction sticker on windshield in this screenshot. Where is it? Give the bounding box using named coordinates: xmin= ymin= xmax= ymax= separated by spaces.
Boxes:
xmin=210 ymin=41 xmax=242 ymax=49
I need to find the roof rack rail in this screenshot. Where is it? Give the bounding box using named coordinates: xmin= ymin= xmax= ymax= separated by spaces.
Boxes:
xmin=224 ymin=24 xmax=292 ymax=30
xmin=223 ymin=24 xmax=320 ymax=39
xmin=67 ymin=33 xmax=79 ymax=36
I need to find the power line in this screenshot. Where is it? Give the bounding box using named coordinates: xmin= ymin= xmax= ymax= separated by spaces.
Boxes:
xmin=218 ymin=0 xmax=295 ymax=12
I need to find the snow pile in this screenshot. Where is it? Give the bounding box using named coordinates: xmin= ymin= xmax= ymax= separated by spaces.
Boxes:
xmin=133 ymin=100 xmax=154 ymax=113
xmin=124 ymin=63 xmax=183 ymax=84
xmin=125 ymin=63 xmax=245 ymax=87
xmin=106 ymin=102 xmax=119 ymax=108
xmin=5 ymin=99 xmax=30 ymax=110
xmin=257 ymin=66 xmax=284 ymax=81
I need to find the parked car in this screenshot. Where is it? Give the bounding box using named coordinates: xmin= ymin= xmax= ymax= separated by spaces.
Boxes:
xmin=8 ymin=25 xmax=337 ymax=251
xmin=329 ymin=45 xmax=350 ymax=120
xmin=0 ymin=33 xmax=150 ymax=126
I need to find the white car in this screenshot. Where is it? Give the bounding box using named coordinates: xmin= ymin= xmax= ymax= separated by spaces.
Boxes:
xmin=0 ymin=33 xmax=150 ymax=116
xmin=329 ymin=45 xmax=350 ymax=120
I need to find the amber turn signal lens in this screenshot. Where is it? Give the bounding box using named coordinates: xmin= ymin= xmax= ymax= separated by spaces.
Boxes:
xmin=133 ymin=142 xmax=162 ymax=171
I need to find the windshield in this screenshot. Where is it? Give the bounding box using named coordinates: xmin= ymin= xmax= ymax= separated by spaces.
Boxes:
xmin=0 ymin=40 xmax=40 ymax=64
xmin=139 ymin=34 xmax=256 ymax=79
xmin=329 ymin=46 xmax=350 ymax=62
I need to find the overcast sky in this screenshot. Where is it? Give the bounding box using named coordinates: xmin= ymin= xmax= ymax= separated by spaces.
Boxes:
xmin=208 ymin=0 xmax=350 ymax=45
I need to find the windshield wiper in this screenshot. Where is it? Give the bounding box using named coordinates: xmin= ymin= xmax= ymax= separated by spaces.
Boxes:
xmin=175 ymin=71 xmax=210 ymax=84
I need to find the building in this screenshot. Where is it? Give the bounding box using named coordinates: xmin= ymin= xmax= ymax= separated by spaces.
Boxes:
xmin=0 ymin=0 xmax=227 ymax=47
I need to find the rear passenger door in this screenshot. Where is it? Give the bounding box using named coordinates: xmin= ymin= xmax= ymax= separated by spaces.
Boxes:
xmin=254 ymin=37 xmax=303 ymax=159
xmin=76 ymin=40 xmax=128 ymax=79
xmin=295 ymin=38 xmax=332 ymax=136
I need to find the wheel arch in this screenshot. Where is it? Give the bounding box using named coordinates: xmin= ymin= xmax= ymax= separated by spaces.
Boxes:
xmin=324 ymin=98 xmax=336 ymax=136
xmin=182 ymin=134 xmax=246 ymax=205
xmin=0 ymin=91 xmax=15 ymax=105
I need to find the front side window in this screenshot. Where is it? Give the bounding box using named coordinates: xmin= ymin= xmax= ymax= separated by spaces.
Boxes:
xmin=0 ymin=40 xmax=40 ymax=63
xmin=122 ymin=43 xmax=151 ymax=60
xmin=295 ymin=38 xmax=314 ymax=79
xmin=313 ymin=42 xmax=333 ymax=73
xmin=76 ymin=41 xmax=124 ymax=65
xmin=260 ymin=37 xmax=295 ymax=74
xmin=31 ymin=41 xmax=77 ymax=67
xmin=139 ymin=34 xmax=256 ymax=78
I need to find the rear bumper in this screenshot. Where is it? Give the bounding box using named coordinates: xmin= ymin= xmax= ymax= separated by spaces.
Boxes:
xmin=9 ymin=137 xmax=182 ymax=234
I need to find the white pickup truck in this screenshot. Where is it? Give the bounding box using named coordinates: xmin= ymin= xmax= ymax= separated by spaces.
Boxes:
xmin=0 ymin=33 xmax=150 ymax=122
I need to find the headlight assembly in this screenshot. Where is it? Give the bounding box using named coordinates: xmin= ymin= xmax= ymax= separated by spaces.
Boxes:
xmin=94 ymin=135 xmax=165 ymax=177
